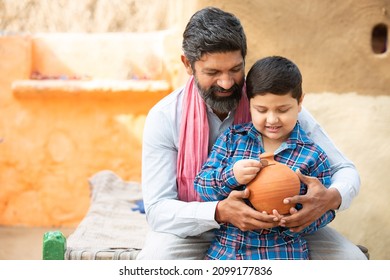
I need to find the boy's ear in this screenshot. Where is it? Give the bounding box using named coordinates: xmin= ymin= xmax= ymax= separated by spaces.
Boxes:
xmin=298 ymin=93 xmax=305 ymax=112
xmin=181 ymin=55 xmax=193 ymax=75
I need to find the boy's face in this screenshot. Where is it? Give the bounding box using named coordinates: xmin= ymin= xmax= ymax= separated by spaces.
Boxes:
xmin=250 ymin=92 xmax=303 ymax=143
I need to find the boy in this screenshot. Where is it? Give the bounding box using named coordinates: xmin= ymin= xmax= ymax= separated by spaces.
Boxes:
xmin=194 ymin=56 xmax=335 ymax=259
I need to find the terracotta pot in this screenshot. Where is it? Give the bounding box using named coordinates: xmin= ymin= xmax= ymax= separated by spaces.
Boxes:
xmin=246 ymin=152 xmax=300 ymax=214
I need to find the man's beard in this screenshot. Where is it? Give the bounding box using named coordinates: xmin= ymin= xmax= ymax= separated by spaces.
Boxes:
xmin=194 ymin=77 xmax=244 ymax=114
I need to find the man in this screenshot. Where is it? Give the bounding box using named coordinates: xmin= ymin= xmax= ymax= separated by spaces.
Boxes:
xmin=194 ymin=55 xmax=336 ymax=259
xmin=136 ymin=6 xmax=366 ymax=260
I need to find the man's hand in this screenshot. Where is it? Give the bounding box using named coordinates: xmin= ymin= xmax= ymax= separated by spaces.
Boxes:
xmin=215 ymin=188 xmax=279 ymax=231
xmin=279 ymin=169 xmax=341 ymax=232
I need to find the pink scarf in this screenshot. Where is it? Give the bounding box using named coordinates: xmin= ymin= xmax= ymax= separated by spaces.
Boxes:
xmin=177 ymin=76 xmax=251 ymax=202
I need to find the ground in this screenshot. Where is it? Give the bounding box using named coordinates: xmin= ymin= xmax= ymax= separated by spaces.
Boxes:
xmin=0 ymin=226 xmax=74 ymax=260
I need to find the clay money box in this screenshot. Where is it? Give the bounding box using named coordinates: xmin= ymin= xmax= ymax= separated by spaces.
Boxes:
xmin=246 ymin=152 xmax=300 ymax=214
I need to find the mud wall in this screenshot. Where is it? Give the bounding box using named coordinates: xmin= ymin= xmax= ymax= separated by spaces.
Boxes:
xmin=194 ymin=0 xmax=390 ymax=95
xmin=0 ymin=33 xmax=173 ymax=226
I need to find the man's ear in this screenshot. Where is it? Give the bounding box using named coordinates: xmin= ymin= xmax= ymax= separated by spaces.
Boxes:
xmin=181 ymin=55 xmax=193 ymax=75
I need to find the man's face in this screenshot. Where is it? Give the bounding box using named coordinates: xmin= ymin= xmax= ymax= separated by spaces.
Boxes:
xmin=191 ymin=51 xmax=245 ymax=114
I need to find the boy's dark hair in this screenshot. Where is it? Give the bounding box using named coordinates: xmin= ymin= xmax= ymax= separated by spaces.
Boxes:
xmin=246 ymin=56 xmax=303 ymax=101
xmin=182 ymin=6 xmax=247 ymax=67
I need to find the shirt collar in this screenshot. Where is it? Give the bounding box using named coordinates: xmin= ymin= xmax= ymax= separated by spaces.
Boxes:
xmin=287 ymin=122 xmax=313 ymax=145
xmin=240 ymin=121 xmax=314 ymax=153
xmin=205 ymin=103 xmax=235 ymax=122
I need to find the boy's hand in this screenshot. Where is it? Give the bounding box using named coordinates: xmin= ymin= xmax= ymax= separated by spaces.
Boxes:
xmin=233 ymin=159 xmax=262 ymax=185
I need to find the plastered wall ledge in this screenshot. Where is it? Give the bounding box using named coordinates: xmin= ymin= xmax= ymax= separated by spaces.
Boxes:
xmin=11 ymin=79 xmax=171 ymax=98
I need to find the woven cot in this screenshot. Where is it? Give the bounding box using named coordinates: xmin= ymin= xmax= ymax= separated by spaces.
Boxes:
xmin=64 ymin=170 xmax=148 ymax=260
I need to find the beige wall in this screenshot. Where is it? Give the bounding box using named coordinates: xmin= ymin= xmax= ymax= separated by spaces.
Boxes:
xmin=193 ymin=0 xmax=390 ymax=95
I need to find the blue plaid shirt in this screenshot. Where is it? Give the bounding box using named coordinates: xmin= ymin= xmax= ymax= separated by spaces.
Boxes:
xmin=194 ymin=122 xmax=335 ymax=260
